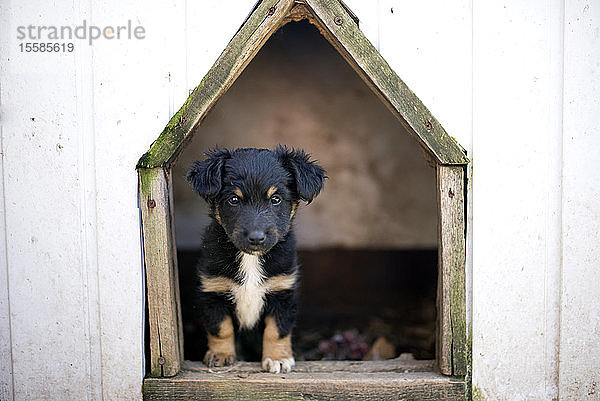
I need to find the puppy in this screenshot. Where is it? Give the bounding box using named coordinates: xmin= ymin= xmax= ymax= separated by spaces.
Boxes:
xmin=186 ymin=146 xmax=325 ymax=373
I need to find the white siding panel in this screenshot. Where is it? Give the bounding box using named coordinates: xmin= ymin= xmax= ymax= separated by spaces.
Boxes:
xmin=72 ymin=2 xmax=103 ymax=399
xmin=0 ymin=158 xmax=12 ymax=400
xmin=0 ymin=1 xmax=91 ymax=399
xmin=378 ymin=0 xmax=473 ymax=152
xmin=0 ymin=80 xmax=14 ymax=401
xmin=472 ymin=1 xmax=562 ymax=400
xmin=186 ymin=1 xmax=258 ymax=93
xmin=0 ymin=2 xmax=14 ymax=400
xmin=559 ymin=1 xmax=600 ymax=399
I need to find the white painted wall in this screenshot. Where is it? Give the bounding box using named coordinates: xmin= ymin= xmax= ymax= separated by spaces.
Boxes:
xmin=0 ymin=0 xmax=598 ymax=400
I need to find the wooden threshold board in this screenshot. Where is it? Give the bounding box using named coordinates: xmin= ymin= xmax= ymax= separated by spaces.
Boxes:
xmin=143 ymin=359 xmax=465 ymax=400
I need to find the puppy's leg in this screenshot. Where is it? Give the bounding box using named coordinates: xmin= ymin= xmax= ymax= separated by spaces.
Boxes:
xmin=204 ymin=314 xmax=236 ymax=368
xmin=196 ymin=280 xmax=236 ymax=367
xmin=262 ymin=292 xmax=297 ymax=373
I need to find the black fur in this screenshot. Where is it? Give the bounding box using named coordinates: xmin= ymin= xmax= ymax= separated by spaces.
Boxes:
xmin=186 ymin=147 xmax=325 ymax=364
xmin=186 ymin=148 xmax=232 ymax=201
xmin=275 ymin=145 xmax=326 ymax=203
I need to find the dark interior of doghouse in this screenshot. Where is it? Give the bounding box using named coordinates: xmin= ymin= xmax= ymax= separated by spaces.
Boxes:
xmin=172 ymin=20 xmax=438 ymax=362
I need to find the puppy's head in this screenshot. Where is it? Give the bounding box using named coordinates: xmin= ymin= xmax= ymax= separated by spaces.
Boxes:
xmin=186 ymin=146 xmax=326 ymax=254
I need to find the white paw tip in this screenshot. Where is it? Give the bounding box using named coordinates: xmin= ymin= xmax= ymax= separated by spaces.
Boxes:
xmin=262 ymin=357 xmax=295 ymax=373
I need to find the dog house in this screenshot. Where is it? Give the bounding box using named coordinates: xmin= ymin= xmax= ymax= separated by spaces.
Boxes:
xmin=137 ymin=0 xmax=469 ymax=399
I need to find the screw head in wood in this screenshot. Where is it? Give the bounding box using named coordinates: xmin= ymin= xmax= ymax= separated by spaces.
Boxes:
xmin=425 ymin=121 xmax=432 ymax=131
xmin=334 ymin=16 xmax=343 ymax=25
xmin=158 ymin=356 xmax=166 ymax=365
xmin=147 ymin=198 xmax=156 ymax=209
xmin=268 ymin=6 xmax=276 ymax=16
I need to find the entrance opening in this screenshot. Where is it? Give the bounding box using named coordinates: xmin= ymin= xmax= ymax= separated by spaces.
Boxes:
xmin=172 ymin=20 xmax=438 ymax=363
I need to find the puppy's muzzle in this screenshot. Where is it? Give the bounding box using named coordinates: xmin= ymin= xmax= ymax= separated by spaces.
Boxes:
xmin=232 ymin=225 xmax=278 ymax=254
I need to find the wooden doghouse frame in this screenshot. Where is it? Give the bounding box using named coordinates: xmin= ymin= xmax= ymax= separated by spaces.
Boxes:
xmin=137 ymin=0 xmax=469 ymax=399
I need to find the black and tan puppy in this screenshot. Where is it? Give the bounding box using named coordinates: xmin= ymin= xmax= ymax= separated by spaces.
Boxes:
xmin=186 ymin=146 xmax=325 ymax=373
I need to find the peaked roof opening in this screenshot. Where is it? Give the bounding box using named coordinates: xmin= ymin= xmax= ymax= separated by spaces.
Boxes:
xmin=172 ymin=18 xmax=441 ymax=250
xmin=137 ymin=0 xmax=469 ymax=169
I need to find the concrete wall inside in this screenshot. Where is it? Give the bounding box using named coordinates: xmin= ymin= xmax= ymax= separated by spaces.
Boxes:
xmin=172 ymin=20 xmax=437 ymax=251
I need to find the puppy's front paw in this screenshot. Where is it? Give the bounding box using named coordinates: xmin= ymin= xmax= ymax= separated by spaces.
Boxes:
xmin=204 ymin=350 xmax=236 ymax=368
xmin=262 ymin=357 xmax=295 ymax=373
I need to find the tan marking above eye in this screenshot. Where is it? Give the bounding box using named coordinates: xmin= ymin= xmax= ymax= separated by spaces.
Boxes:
xmin=267 ymin=186 xmax=278 ymax=198
xmin=290 ymin=202 xmax=298 ymax=218
xmin=233 ymin=188 xmax=243 ymax=198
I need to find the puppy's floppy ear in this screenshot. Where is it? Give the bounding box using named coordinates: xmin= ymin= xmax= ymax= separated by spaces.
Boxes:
xmin=186 ymin=148 xmax=231 ymax=201
xmin=275 ymin=145 xmax=326 ymax=203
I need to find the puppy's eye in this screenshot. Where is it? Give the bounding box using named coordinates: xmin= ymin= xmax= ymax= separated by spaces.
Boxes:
xmin=270 ymin=195 xmax=282 ymax=205
xmin=227 ymin=196 xmax=240 ymax=206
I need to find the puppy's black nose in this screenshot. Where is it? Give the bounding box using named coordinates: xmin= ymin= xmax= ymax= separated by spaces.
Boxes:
xmin=248 ymin=230 xmax=266 ymax=245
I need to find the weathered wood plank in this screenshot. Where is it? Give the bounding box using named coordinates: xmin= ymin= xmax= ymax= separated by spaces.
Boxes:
xmin=137 ymin=0 xmax=295 ymax=169
xmin=436 ymin=165 xmax=467 ymax=376
xmin=144 ymin=361 xmax=465 ymax=401
xmin=139 ymin=168 xmax=183 ymax=377
xmin=182 ymin=357 xmax=434 ymax=373
xmin=166 ymin=170 xmax=185 ymax=360
xmin=304 ymin=0 xmax=469 ymax=165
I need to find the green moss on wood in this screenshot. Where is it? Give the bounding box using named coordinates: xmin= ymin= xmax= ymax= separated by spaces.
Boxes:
xmin=472 ymin=386 xmax=487 ymax=401
xmin=465 ymin=334 xmax=473 ymax=401
xmin=137 ymin=84 xmax=200 ymax=169
xmin=138 ymin=167 xmax=161 ymax=197
xmin=451 ymin=265 xmax=467 ymax=376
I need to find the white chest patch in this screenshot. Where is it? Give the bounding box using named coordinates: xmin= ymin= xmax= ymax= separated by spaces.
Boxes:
xmin=233 ymin=252 xmax=266 ymax=329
